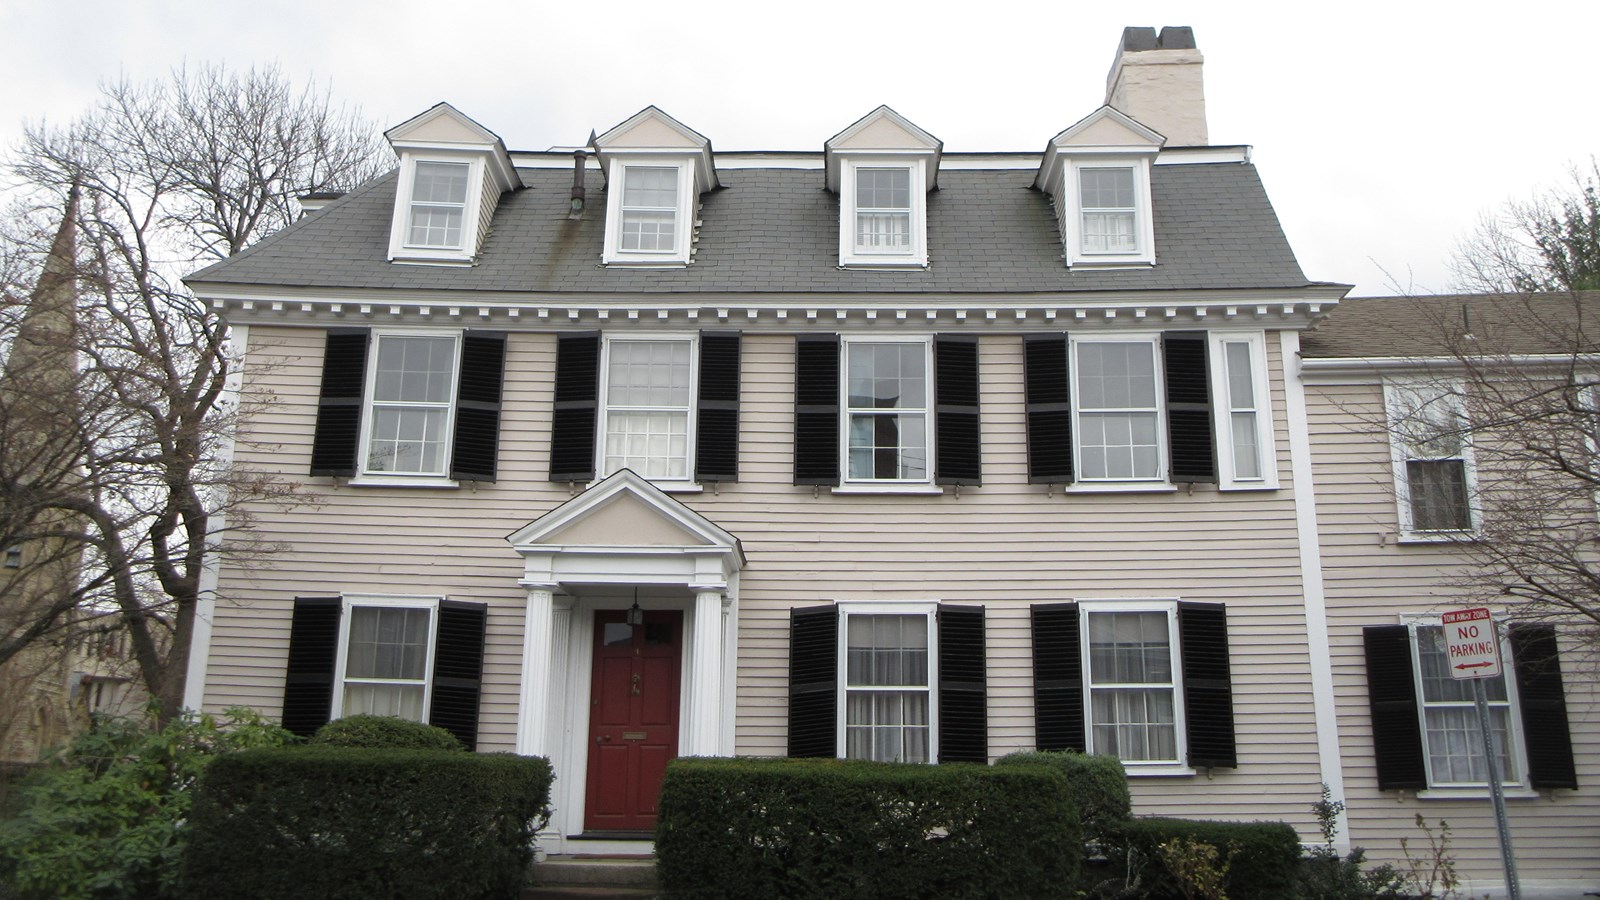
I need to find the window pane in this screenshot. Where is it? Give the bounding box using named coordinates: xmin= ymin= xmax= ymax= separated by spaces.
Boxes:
xmin=408 ymin=163 xmax=469 ymax=248
xmin=607 ymin=341 xmax=692 ymax=407
xmin=845 ymin=691 xmax=929 ymax=763
xmin=409 ymin=206 xmax=463 ymax=248
xmin=413 ymin=162 xmax=469 ymax=204
xmin=374 ymin=337 xmax=456 ymax=403
xmin=856 ymin=168 xmax=910 ymax=209
xmin=623 ymin=167 xmax=678 ymax=208
xmin=1225 ymin=342 xmax=1255 ymax=409
xmin=1416 ymin=626 xmax=1507 ymax=703
xmin=1231 ymin=412 xmax=1261 ymax=480
xmin=1077 ymin=342 xmax=1156 ymax=410
xmin=1082 ymin=211 xmax=1136 ymax=253
xmin=343 ymin=683 xmax=426 ymax=721
xmin=847 ymin=413 xmax=927 ymax=480
xmin=1407 ymin=460 xmax=1471 ymax=530
xmin=846 ymin=614 xmax=928 ymax=687
xmin=346 ymin=606 xmax=430 ymax=680
xmin=847 ymin=342 xmax=926 ymax=411
xmin=621 ymin=210 xmax=676 ymax=251
xmin=1423 ymin=706 xmax=1515 ymax=784
xmin=857 ymin=212 xmax=911 ymax=250
xmin=1088 ymin=612 xmax=1172 ymax=684
xmin=1090 ymin=688 xmax=1176 ymax=762
xmin=1080 ymin=167 xmax=1134 ymax=208
xmin=604 ymin=410 xmax=689 ymax=479
xmin=367 ymin=407 xmax=448 ymax=473
xmin=845 ymin=343 xmax=928 ymax=481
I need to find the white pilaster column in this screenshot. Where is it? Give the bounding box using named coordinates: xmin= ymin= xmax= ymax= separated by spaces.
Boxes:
xmin=516 ymin=583 xmax=558 ymax=757
xmin=688 ymin=587 xmax=726 ymax=756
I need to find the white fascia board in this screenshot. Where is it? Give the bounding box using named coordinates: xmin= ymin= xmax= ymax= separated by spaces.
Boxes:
xmin=593 ymin=106 xmax=718 ymax=191
xmin=1299 ymin=353 xmax=1600 ymax=380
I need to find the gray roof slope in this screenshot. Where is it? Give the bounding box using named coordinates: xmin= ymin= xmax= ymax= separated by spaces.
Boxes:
xmin=190 ymin=163 xmax=1311 ymax=295
xmin=1301 ymin=292 xmax=1600 ymax=358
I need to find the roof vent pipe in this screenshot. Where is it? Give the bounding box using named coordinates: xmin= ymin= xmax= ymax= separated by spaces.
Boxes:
xmin=569 ymin=150 xmax=587 ymax=219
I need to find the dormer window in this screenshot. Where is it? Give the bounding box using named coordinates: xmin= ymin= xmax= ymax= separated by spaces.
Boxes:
xmin=1079 ymin=166 xmax=1138 ymax=255
xmin=619 ymin=166 xmax=681 ymax=253
xmin=592 ymin=107 xmax=719 ymax=268
xmin=407 ymin=162 xmax=471 ymax=249
xmin=1035 ymin=107 xmax=1163 ymax=269
xmin=825 ymin=107 xmax=941 ymax=270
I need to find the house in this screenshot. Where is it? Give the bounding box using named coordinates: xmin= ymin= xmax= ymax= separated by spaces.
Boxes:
xmin=180 ymin=26 xmax=1595 ymax=894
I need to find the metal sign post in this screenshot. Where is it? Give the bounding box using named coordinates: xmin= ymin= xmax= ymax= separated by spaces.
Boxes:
xmin=1442 ymin=608 xmax=1520 ymax=900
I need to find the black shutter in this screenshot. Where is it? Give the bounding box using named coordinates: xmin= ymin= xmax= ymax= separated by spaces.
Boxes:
xmin=938 ymin=604 xmax=988 ymax=763
xmin=429 ymin=600 xmax=488 ymax=752
xmin=794 ymin=335 xmax=840 ymax=486
xmin=787 ymin=605 xmax=838 ymax=757
xmin=282 ymin=597 xmax=342 ymax=737
xmin=1031 ymin=602 xmax=1085 ymax=752
xmin=450 ymin=332 xmax=507 ymax=483
xmin=309 ymin=329 xmax=369 ymax=477
xmin=550 ymin=331 xmax=600 ymax=482
xmin=1362 ymin=625 xmax=1428 ymax=790
xmin=1509 ymin=623 xmax=1577 ymax=789
xmin=1024 ymin=335 xmax=1073 ymax=484
xmin=934 ymin=336 xmax=982 ymax=486
xmin=1163 ymin=332 xmax=1216 ymax=484
xmin=1178 ymin=602 xmax=1236 ymax=769
xmin=696 ymin=332 xmax=741 ymax=483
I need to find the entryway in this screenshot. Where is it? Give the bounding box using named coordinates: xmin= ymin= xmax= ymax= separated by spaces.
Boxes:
xmin=584 ymin=608 xmax=682 ymax=832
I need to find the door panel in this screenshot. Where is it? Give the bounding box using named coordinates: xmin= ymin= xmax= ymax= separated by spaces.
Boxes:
xmin=585 ymin=608 xmax=682 ymax=832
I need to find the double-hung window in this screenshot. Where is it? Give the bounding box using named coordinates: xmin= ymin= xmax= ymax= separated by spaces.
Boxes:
xmin=362 ymin=332 xmax=460 ymax=477
xmin=620 ymin=166 xmax=679 ymax=253
xmin=1411 ymin=622 xmax=1520 ymax=787
xmin=1385 ymin=380 xmax=1474 ymax=536
xmin=1079 ymin=166 xmax=1138 ymax=255
xmin=844 ymin=338 xmax=931 ymax=483
xmin=600 ymin=337 xmax=695 ymax=481
xmin=1209 ymin=332 xmax=1275 ymax=488
xmin=854 ymin=167 xmax=912 ymax=255
xmin=1072 ymin=336 xmax=1163 ymax=482
xmin=334 ymin=598 xmax=438 ymax=723
xmin=406 ymin=161 xmax=470 ymax=250
xmin=841 ymin=606 xmax=935 ymax=764
xmin=1084 ymin=604 xmax=1182 ymax=764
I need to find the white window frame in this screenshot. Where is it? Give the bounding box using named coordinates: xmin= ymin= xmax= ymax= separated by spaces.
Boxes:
xmin=1401 ymin=615 xmax=1531 ymax=796
xmin=1208 ymin=330 xmax=1278 ymax=490
xmin=839 ymin=158 xmax=929 ymax=268
xmin=596 ymin=333 xmax=699 ymax=486
xmin=602 ymin=159 xmax=695 ymax=266
xmin=1077 ymin=599 xmax=1189 ymax=773
xmin=1069 ymin=333 xmax=1167 ymax=485
xmin=330 ymin=595 xmax=442 ymax=723
xmin=354 ymin=328 xmax=462 ymax=487
xmin=835 ymin=600 xmax=939 ymax=764
xmin=839 ymin=335 xmax=934 ymax=487
xmin=1384 ymin=378 xmax=1478 ymax=541
xmin=386 ymin=154 xmax=487 ymax=264
xmin=1062 ymin=158 xmax=1155 ymax=267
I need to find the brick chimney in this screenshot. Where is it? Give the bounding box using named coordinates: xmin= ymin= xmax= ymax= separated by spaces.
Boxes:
xmin=1104 ymin=26 xmax=1208 ymax=147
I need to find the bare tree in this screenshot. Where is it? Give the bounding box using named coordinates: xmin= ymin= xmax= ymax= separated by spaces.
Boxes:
xmin=1450 ymin=159 xmax=1600 ymax=294
xmin=0 ymin=63 xmax=387 ymax=721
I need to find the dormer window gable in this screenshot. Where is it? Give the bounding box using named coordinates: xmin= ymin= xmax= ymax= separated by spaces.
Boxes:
xmin=1035 ymin=106 xmax=1164 ymax=269
xmin=593 ymin=106 xmax=718 ymax=267
xmin=824 ymin=106 xmax=941 ymax=269
xmin=385 ymin=103 xmax=521 ymax=266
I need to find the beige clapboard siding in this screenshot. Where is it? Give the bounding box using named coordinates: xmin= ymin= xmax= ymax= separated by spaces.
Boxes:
xmin=209 ymin=326 xmax=1326 ymax=832
xmin=1306 ymin=379 xmax=1600 ymax=884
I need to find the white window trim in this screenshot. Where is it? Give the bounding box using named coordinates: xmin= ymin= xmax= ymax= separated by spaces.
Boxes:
xmin=1399 ymin=614 xmax=1534 ymax=798
xmin=351 ymin=328 xmax=462 ymax=487
xmin=595 ymin=332 xmax=700 ymax=488
xmin=834 ymin=600 xmax=940 ymax=764
xmin=329 ymin=595 xmax=442 ymax=723
xmin=1208 ymin=330 xmax=1279 ymax=490
xmin=602 ymin=158 xmax=695 ymax=266
xmin=1069 ymin=332 xmax=1168 ymax=485
xmin=1063 ymin=158 xmax=1155 ymax=267
xmin=1077 ymin=599 xmax=1191 ymax=775
xmin=1383 ymin=378 xmax=1479 ymax=542
xmin=839 ymin=157 xmax=929 ymax=269
xmin=839 ymin=334 xmax=935 ymax=487
xmin=386 ymin=154 xmax=488 ymax=264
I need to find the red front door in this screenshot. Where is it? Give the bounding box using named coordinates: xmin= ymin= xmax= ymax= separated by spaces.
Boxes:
xmin=584 ymin=608 xmax=682 ymax=832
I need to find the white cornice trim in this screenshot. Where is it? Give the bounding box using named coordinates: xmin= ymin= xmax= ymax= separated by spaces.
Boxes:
xmin=1300 ymin=353 xmax=1598 ymax=380
xmin=507 ymin=146 xmax=1248 ymax=171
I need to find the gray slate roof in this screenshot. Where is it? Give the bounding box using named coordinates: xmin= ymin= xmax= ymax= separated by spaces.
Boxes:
xmin=1301 ymin=292 xmax=1600 ymax=358
xmin=189 ymin=163 xmax=1312 ymax=295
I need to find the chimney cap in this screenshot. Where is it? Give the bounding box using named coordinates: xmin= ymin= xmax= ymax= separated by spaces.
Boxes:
xmin=1121 ymin=25 xmax=1197 ymax=52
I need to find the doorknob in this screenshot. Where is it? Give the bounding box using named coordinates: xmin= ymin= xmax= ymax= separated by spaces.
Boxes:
xmin=631 ymin=673 xmax=640 ymax=696
xmin=596 ymin=734 xmax=611 ymax=742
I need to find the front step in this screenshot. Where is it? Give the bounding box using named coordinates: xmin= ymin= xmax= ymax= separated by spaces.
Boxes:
xmin=525 ymin=855 xmax=659 ymax=900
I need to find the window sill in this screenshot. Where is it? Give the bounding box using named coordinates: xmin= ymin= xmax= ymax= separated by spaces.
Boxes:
xmin=1218 ymin=481 xmax=1280 ymax=493
xmin=346 ymin=474 xmax=461 ymax=489
xmin=390 ymin=256 xmax=474 ymax=267
xmin=1067 ymin=257 xmax=1154 ymax=270
xmin=832 ymin=483 xmax=944 ymax=496
xmin=839 ymin=258 xmax=929 ymax=270
xmin=1123 ymin=763 xmax=1196 ymax=777
xmin=1061 ymin=482 xmax=1176 ymax=495
xmin=1416 ymin=786 xmax=1538 ymax=801
xmin=602 ymin=257 xmax=689 ymax=268
xmin=1396 ymin=529 xmax=1477 ymax=545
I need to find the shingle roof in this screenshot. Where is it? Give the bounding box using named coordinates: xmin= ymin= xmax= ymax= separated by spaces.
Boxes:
xmin=189 ymin=162 xmax=1312 ymax=295
xmin=1301 ymin=292 xmax=1600 ymax=358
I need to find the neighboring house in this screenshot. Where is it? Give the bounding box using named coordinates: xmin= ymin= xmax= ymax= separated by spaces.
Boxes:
xmin=1300 ymin=293 xmax=1597 ymax=892
xmin=179 ymin=25 xmax=1594 ymax=894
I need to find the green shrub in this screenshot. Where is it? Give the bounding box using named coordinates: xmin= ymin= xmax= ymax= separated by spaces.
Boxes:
xmin=180 ymin=747 xmax=552 ymax=900
xmin=309 ymin=714 xmax=463 ymax=751
xmin=1115 ymin=817 xmax=1302 ymax=900
xmin=0 ymin=708 xmax=295 ymax=900
xmin=655 ymin=756 xmax=1080 ymax=900
xmin=995 ymin=750 xmax=1131 ymax=844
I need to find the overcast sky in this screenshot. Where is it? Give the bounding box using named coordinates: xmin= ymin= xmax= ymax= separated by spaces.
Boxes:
xmin=2 ymin=1 xmax=1596 ymax=297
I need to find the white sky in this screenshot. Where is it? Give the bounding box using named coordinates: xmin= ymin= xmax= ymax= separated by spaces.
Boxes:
xmin=2 ymin=1 xmax=1597 ymax=296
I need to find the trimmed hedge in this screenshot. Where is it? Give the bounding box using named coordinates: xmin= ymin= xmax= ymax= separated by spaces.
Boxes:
xmin=1117 ymin=816 xmax=1302 ymax=900
xmin=309 ymin=715 xmax=464 ymax=751
xmin=180 ymin=747 xmax=551 ymax=900
xmin=655 ymin=757 xmax=1080 ymax=900
xmin=994 ymin=750 xmax=1131 ymax=843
